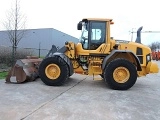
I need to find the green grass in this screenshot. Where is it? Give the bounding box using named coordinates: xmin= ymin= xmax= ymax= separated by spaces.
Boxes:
xmin=40 ymin=56 xmax=45 ymax=59
xmin=0 ymin=72 xmax=8 ymax=79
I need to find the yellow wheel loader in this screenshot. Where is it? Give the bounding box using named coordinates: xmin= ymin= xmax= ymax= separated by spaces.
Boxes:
xmin=38 ymin=18 xmax=159 ymax=90
xmin=6 ymin=18 xmax=159 ymax=90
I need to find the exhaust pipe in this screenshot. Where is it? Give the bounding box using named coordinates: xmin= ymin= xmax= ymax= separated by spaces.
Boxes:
xmin=135 ymin=26 xmax=143 ymax=43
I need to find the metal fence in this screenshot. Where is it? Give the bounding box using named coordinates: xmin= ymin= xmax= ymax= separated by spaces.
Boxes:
xmin=21 ymin=47 xmax=50 ymax=57
xmin=0 ymin=45 xmax=49 ymax=70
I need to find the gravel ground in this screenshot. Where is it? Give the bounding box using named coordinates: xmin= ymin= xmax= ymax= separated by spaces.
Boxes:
xmin=0 ymin=60 xmax=160 ymax=120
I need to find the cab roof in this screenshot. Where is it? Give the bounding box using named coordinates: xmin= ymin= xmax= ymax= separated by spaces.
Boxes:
xmin=82 ymin=18 xmax=113 ymax=22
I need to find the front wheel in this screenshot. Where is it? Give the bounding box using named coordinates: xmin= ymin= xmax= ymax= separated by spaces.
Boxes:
xmin=38 ymin=56 xmax=69 ymax=86
xmin=103 ymin=58 xmax=137 ymax=90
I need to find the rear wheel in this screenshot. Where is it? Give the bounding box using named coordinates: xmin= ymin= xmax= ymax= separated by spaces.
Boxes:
xmin=100 ymin=74 xmax=104 ymax=78
xmin=39 ymin=56 xmax=69 ymax=86
xmin=103 ymin=58 xmax=137 ymax=90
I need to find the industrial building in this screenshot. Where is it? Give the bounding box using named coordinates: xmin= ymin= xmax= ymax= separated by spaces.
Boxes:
xmin=0 ymin=28 xmax=79 ymax=56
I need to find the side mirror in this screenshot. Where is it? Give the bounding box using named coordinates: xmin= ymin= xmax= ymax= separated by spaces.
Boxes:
xmin=77 ymin=21 xmax=82 ymax=30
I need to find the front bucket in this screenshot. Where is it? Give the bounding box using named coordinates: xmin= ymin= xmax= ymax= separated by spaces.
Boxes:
xmin=5 ymin=56 xmax=42 ymax=83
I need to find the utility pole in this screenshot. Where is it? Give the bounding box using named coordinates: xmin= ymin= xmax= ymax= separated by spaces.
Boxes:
xmin=38 ymin=42 xmax=41 ymax=58
xmin=33 ymin=31 xmax=41 ymax=58
xmin=129 ymin=28 xmax=136 ymax=41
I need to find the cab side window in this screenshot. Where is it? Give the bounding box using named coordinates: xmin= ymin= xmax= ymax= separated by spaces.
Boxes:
xmin=90 ymin=22 xmax=106 ymax=50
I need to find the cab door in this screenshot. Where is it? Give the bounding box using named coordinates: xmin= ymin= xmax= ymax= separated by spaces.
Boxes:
xmin=88 ymin=21 xmax=110 ymax=55
xmin=77 ymin=21 xmax=110 ymax=56
xmin=88 ymin=21 xmax=106 ymax=50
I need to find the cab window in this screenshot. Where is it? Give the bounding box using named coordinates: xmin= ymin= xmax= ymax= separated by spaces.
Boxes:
xmin=89 ymin=22 xmax=106 ymax=50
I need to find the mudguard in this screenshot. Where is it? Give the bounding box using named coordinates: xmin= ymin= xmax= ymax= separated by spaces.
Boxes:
xmin=53 ymin=52 xmax=74 ymax=76
xmin=102 ymin=50 xmax=142 ymax=71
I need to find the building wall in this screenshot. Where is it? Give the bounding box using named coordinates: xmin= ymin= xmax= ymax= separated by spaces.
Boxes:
xmin=0 ymin=28 xmax=79 ymax=56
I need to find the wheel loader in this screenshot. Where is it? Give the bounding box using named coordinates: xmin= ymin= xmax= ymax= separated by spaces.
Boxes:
xmin=6 ymin=18 xmax=159 ymax=90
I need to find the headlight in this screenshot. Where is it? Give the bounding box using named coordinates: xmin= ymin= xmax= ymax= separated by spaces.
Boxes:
xmin=147 ymin=56 xmax=151 ymax=61
xmin=146 ymin=54 xmax=151 ymax=62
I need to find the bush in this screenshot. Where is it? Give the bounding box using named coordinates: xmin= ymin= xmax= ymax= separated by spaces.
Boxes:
xmin=0 ymin=46 xmax=34 ymax=67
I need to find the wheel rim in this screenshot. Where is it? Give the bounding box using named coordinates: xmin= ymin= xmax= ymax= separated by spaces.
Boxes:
xmin=113 ymin=67 xmax=130 ymax=83
xmin=45 ymin=64 xmax=61 ymax=80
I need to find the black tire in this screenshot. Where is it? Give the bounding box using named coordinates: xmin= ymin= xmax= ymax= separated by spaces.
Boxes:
xmin=38 ymin=56 xmax=69 ymax=86
xmin=103 ymin=58 xmax=137 ymax=90
xmin=100 ymin=74 xmax=104 ymax=78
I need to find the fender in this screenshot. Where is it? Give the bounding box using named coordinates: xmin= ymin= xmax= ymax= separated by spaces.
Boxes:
xmin=53 ymin=52 xmax=74 ymax=76
xmin=102 ymin=50 xmax=142 ymax=71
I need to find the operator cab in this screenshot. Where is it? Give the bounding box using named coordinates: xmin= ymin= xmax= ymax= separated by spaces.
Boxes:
xmin=78 ymin=19 xmax=106 ymax=50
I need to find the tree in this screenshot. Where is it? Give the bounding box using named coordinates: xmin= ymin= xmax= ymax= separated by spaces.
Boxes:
xmin=148 ymin=41 xmax=160 ymax=51
xmin=3 ymin=0 xmax=26 ymax=66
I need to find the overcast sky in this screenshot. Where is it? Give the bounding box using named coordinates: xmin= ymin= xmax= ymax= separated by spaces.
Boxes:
xmin=0 ymin=0 xmax=160 ymax=45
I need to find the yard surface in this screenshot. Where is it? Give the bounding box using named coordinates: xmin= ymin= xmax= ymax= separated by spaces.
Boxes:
xmin=0 ymin=61 xmax=160 ymax=120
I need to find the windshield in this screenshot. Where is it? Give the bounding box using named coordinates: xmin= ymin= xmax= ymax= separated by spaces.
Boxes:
xmin=79 ymin=22 xmax=89 ymax=49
